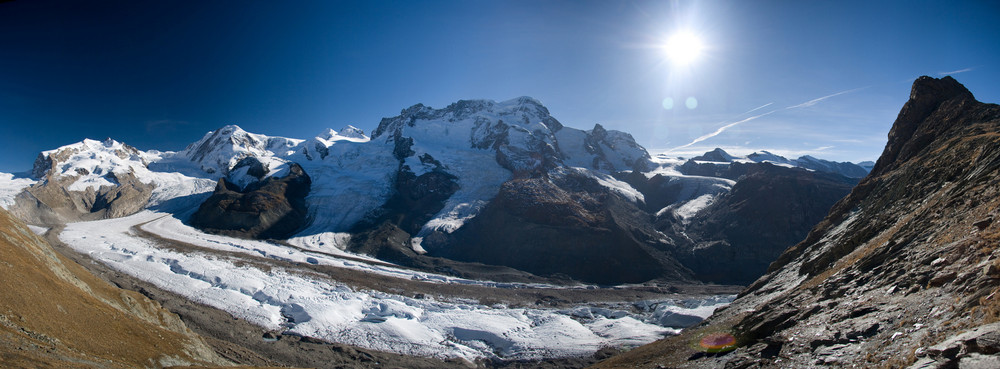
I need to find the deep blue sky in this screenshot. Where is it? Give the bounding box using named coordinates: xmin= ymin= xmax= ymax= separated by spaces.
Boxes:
xmin=1 ymin=0 xmax=998 ymax=172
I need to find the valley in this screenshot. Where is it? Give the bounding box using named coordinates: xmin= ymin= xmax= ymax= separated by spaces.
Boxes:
xmin=0 ymin=95 xmax=864 ymax=366
xmin=40 ymin=209 xmax=735 ymax=365
xmin=3 ymin=1 xmax=996 ymax=367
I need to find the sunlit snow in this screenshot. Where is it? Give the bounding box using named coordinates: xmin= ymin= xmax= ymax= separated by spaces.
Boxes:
xmin=61 ymin=211 xmax=733 ymax=360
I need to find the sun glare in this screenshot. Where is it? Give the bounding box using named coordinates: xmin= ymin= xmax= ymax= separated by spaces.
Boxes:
xmin=664 ymin=31 xmax=704 ymax=66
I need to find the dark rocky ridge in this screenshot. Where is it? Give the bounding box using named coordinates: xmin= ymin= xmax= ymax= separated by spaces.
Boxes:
xmin=191 ymin=163 xmax=312 ymax=239
xmin=691 ymin=148 xmax=736 ymax=162
xmin=431 ymin=171 xmax=693 ymax=285
xmin=594 ymin=76 xmax=1000 ymax=368
xmin=660 ymin=164 xmax=856 ymax=285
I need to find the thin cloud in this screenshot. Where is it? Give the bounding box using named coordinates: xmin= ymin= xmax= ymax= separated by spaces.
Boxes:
xmin=785 ymin=86 xmax=868 ymax=110
xmin=670 ymin=108 xmax=778 ymax=151
xmin=814 ymin=145 xmax=834 ymax=151
xmin=938 ymin=67 xmax=974 ymax=76
xmin=742 ymin=102 xmax=773 ymax=116
xmin=831 ymin=138 xmax=863 ymax=144
xmin=669 ymin=86 xmax=866 ymax=151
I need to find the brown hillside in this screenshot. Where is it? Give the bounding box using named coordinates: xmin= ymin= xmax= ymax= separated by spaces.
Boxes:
xmin=0 ymin=206 xmax=228 ymax=368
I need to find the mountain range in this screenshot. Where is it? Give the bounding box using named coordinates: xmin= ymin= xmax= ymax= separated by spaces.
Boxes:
xmin=2 ymin=76 xmax=995 ymax=368
xmin=1 ymin=97 xmax=868 ymax=286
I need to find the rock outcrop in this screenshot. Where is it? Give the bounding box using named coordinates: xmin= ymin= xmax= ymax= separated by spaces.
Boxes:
xmin=432 ymin=169 xmax=692 ymax=284
xmin=661 ymin=164 xmax=856 ymax=285
xmin=0 ymin=207 xmax=226 ymax=367
xmin=190 ymin=163 xmax=312 ymax=239
xmin=594 ymin=76 xmax=1000 ymax=368
xmin=9 ymin=138 xmax=156 ymax=225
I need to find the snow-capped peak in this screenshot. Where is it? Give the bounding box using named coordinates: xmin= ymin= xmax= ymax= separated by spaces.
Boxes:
xmin=315 ymin=128 xmax=337 ymax=141
xmin=179 ymin=125 xmax=303 ymax=175
xmin=317 ymin=126 xmax=368 ymax=143
xmin=681 ymin=148 xmax=871 ymax=178
xmin=337 ymin=125 xmax=367 ymax=140
xmin=371 ymin=96 xmax=564 ymax=141
xmin=30 ymin=137 xmax=153 ymax=191
xmin=692 ymin=148 xmax=736 ymax=162
xmin=746 ymin=150 xmax=791 ymax=165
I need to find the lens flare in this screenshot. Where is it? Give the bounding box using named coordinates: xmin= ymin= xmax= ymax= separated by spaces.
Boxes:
xmin=685 ymin=97 xmax=698 ymax=109
xmin=696 ymin=332 xmax=737 ymax=353
xmin=662 ymin=97 xmax=674 ymax=110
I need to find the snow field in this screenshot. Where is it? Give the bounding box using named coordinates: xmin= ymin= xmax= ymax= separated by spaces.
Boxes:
xmin=0 ymin=172 xmax=34 ymax=209
xmin=62 ymin=211 xmax=732 ymax=361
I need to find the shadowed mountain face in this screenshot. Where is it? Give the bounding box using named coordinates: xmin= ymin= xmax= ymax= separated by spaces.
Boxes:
xmin=431 ymin=171 xmax=693 ymax=285
xmin=660 ymin=164 xmax=857 ymax=285
xmin=0 ymin=207 xmax=226 ymax=367
xmin=595 ymin=76 xmax=1000 ymax=368
xmin=190 ymin=162 xmax=312 ymax=239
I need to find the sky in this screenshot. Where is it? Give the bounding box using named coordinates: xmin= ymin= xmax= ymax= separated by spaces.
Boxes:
xmin=1 ymin=0 xmax=998 ymax=173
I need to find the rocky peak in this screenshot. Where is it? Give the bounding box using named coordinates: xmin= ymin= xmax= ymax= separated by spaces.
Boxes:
xmin=590 ymin=123 xmax=607 ymax=138
xmin=692 ymin=148 xmax=736 ymax=162
xmin=372 ymin=97 xmax=563 ymax=141
xmin=746 ymin=150 xmax=787 ymax=164
xmin=317 ymin=128 xmax=339 ymax=141
xmin=317 ymin=126 xmax=368 ymax=142
xmin=191 ymin=163 xmax=312 ymax=239
xmin=30 ymin=138 xmax=147 ymax=180
xmin=576 ymin=124 xmax=653 ymax=172
xmin=181 ymin=125 xmax=301 ymax=175
xmin=872 ymin=75 xmax=975 ymax=176
xmin=338 ymin=125 xmax=367 ymax=140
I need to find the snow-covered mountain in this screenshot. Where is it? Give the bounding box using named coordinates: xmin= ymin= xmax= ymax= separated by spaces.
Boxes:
xmin=2 ymin=97 xmax=869 ymax=286
xmin=688 ymin=147 xmax=871 ymax=178
xmin=0 ymin=95 xmax=880 ymax=363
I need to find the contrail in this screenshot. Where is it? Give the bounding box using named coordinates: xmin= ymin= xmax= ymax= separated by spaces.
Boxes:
xmin=671 ymin=108 xmax=778 ymax=151
xmin=785 ymin=86 xmax=868 ymax=110
xmin=669 ymin=86 xmax=866 ymax=151
xmin=938 ymin=67 xmax=974 ymax=76
xmin=742 ymin=102 xmax=773 ymax=116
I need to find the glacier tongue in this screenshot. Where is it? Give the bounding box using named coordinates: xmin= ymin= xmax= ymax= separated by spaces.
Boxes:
xmin=60 ymin=210 xmax=734 ymax=361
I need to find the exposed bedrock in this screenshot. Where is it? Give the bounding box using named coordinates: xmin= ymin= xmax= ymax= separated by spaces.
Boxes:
xmin=190 ymin=163 xmax=311 ymax=239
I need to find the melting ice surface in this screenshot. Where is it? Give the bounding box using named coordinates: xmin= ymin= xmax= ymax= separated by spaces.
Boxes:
xmin=61 ymin=210 xmax=734 ymax=361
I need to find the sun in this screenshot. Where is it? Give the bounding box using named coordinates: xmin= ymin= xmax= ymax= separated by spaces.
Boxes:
xmin=664 ymin=31 xmax=704 ymax=66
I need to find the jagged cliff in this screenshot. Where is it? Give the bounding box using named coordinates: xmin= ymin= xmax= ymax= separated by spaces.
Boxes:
xmin=594 ymin=76 xmax=1000 ymax=368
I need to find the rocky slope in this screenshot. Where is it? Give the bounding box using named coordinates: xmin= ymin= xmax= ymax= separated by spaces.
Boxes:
xmin=594 ymin=76 xmax=1000 ymax=368
xmin=191 ymin=162 xmax=311 ymax=239
xmin=433 ymin=169 xmax=692 ymax=284
xmin=658 ymin=164 xmax=857 ymax=285
xmin=0 ymin=206 xmax=228 ymax=368
xmin=9 ymin=139 xmax=156 ymax=225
